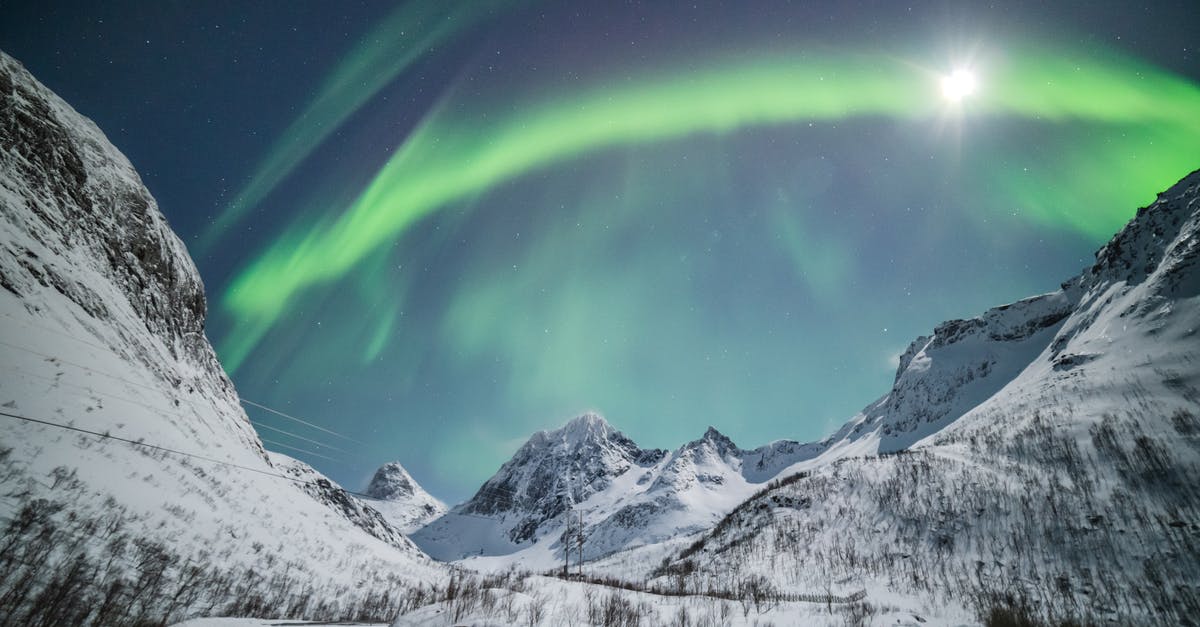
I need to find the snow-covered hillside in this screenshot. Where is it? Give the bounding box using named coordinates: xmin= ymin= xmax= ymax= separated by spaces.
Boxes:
xmin=0 ymin=50 xmax=443 ymax=625
xmin=360 ymin=461 xmax=447 ymax=533
xmin=412 ymin=412 xmax=834 ymax=570
xmin=650 ymin=169 xmax=1200 ymax=624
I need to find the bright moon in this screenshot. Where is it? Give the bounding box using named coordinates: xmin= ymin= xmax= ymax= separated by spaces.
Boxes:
xmin=941 ymin=69 xmax=978 ymax=101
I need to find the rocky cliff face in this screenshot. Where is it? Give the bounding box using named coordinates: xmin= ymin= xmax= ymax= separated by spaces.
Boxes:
xmin=460 ymin=413 xmax=666 ymax=541
xmin=849 ymin=286 xmax=1079 ymax=450
xmin=0 ymin=50 xmax=442 ymax=624
xmin=0 ymin=51 xmax=226 ymax=388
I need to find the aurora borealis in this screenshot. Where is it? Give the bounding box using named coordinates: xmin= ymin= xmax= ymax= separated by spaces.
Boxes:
xmin=197 ymin=0 xmax=523 ymax=251
xmin=3 ymin=1 xmax=1198 ymax=500
xmin=219 ymin=45 xmax=1200 ymax=372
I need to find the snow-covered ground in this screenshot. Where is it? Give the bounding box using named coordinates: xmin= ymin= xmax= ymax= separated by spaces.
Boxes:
xmin=384 ymin=574 xmax=970 ymax=627
xmin=175 ymin=574 xmax=969 ymax=627
xmin=175 ymin=614 xmax=384 ymax=619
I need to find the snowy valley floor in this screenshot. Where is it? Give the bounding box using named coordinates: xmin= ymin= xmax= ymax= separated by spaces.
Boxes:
xmin=173 ymin=571 xmax=973 ymax=627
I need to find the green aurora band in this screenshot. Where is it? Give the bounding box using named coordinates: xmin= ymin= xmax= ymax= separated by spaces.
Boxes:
xmin=218 ymin=46 xmax=1200 ymax=372
xmin=197 ymin=0 xmax=517 ymax=250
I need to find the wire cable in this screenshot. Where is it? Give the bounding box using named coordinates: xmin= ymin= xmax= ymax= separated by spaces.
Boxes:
xmin=2 ymin=363 xmax=355 ymax=466
xmin=249 ymin=420 xmax=352 ymax=455
xmin=0 ymin=408 xmax=315 ymax=486
xmin=0 ymin=315 xmax=468 ymax=510
xmin=2 ymin=314 xmax=366 ymax=446
xmin=240 ymin=398 xmax=367 ymax=446
xmin=260 ymin=437 xmax=346 ymax=464
xmin=0 ymin=407 xmax=390 ymax=501
xmin=0 ymin=334 xmax=365 ymax=448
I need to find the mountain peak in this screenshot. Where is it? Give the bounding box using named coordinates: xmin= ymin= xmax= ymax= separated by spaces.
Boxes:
xmin=421 ymin=412 xmax=666 ymax=547
xmin=538 ymin=411 xmax=618 ymax=448
xmin=688 ymin=425 xmax=739 ymax=453
xmin=360 ymin=461 xmax=446 ymax=534
xmin=562 ymin=411 xmax=610 ymax=433
xmin=364 ymin=462 xmax=416 ymax=500
xmin=1084 ymin=167 xmax=1200 ymax=290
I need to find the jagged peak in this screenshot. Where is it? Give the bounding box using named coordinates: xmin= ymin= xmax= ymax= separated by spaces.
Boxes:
xmin=1153 ymin=167 xmax=1200 ymax=205
xmin=364 ymin=461 xmax=417 ymax=500
xmin=561 ymin=411 xmax=610 ymax=434
xmin=1084 ymin=167 xmax=1200 ymax=289
xmin=681 ymin=425 xmax=740 ymax=457
xmin=893 ymin=334 xmax=932 ymax=384
xmin=702 ymin=425 xmax=735 ymax=445
xmin=531 ymin=411 xmax=619 ymax=448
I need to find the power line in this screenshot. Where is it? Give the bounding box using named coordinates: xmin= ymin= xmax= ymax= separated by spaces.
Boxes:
xmin=0 ymin=311 xmax=113 ymax=353
xmin=0 ymin=407 xmax=384 ymax=501
xmin=249 ymin=420 xmax=351 ymax=455
xmin=1 ymin=364 xmax=172 ymax=417
xmin=1 ymin=314 xmax=364 ymax=444
xmin=260 ymin=437 xmax=345 ymax=464
xmin=0 ymin=316 xmax=469 ymax=513
xmin=2 ymin=363 xmax=354 ymax=466
xmin=0 ymin=338 xmax=187 ymax=400
xmin=240 ymin=398 xmax=366 ymax=446
xmin=0 ymin=329 xmax=365 ymax=448
xmin=0 ymin=315 xmax=443 ymax=504
xmin=1 ymin=408 xmax=314 ymax=486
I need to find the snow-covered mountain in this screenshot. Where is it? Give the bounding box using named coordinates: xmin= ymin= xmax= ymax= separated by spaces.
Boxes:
xmin=360 ymin=461 xmax=447 ymax=533
xmin=0 ymin=50 xmax=443 ymax=624
xmin=649 ymin=169 xmax=1200 ymax=624
xmin=412 ymin=412 xmax=827 ymax=569
xmin=815 ymin=284 xmax=1081 ymax=455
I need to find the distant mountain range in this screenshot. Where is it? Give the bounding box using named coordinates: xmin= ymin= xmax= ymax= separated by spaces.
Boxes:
xmin=409 ymin=412 xmax=820 ymax=569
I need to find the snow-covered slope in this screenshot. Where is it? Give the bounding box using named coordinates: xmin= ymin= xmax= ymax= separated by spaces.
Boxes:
xmin=806 ymin=286 xmax=1080 ymax=458
xmin=360 ymin=461 xmax=447 ymax=534
xmin=652 ymin=169 xmax=1200 ymax=624
xmin=0 ymin=50 xmax=443 ymax=624
xmin=412 ymin=412 xmax=828 ymax=570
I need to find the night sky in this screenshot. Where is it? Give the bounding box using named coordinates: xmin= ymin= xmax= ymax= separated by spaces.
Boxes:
xmin=3 ymin=1 xmax=1197 ymax=502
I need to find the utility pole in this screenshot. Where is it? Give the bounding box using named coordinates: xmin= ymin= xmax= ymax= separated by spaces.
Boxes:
xmin=563 ymin=475 xmax=572 ymax=578
xmin=561 ymin=476 xmax=586 ymax=578
xmin=562 ymin=513 xmax=570 ymax=577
